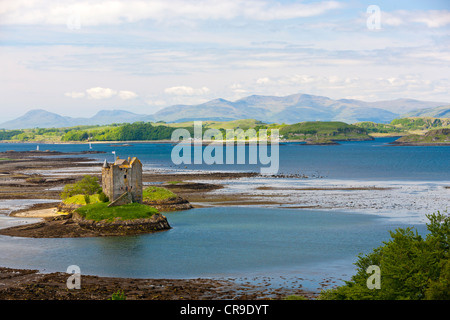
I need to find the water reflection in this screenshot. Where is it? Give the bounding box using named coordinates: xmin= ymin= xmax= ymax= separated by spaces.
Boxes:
xmin=0 ymin=207 xmax=428 ymax=290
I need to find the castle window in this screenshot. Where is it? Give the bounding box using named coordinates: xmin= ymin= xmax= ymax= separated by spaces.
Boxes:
xmin=124 ymin=175 xmax=127 ymax=179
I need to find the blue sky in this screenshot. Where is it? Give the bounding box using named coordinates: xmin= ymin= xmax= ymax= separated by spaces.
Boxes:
xmin=0 ymin=0 xmax=449 ymax=120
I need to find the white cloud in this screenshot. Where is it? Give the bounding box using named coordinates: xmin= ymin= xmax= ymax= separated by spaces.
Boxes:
xmin=256 ymin=77 xmax=271 ymax=84
xmin=0 ymin=0 xmax=343 ymax=26
xmin=381 ymin=11 xmax=405 ymax=27
xmin=238 ymin=0 xmax=343 ymax=21
xmin=118 ymin=90 xmax=138 ymax=100
xmin=86 ymin=87 xmax=117 ymax=99
xmin=4 ymin=1 xmax=448 ymax=31
xmin=411 ymin=10 xmax=450 ymax=28
xmin=237 ymin=74 xmax=450 ymax=102
xmin=65 ymin=87 xmax=138 ymax=100
xmin=64 ymin=91 xmax=85 ymax=98
xmin=381 ymin=10 xmax=450 ymax=28
xmin=230 ymin=83 xmax=247 ymax=94
xmin=164 ymin=86 xmax=210 ymax=96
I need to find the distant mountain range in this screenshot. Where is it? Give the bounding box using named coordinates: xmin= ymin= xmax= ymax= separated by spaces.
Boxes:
xmin=0 ymin=109 xmax=154 ymax=130
xmin=152 ymin=94 xmax=446 ymax=124
xmin=401 ymin=105 xmax=450 ymax=118
xmin=1 ymin=93 xmax=448 ymax=129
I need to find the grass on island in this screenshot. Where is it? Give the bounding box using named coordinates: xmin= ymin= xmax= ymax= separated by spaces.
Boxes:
xmin=76 ymin=202 xmax=159 ymax=222
xmin=394 ymin=128 xmax=450 ymax=144
xmin=63 ymin=194 xmax=102 ymax=205
xmin=143 ymin=186 xmax=177 ymax=202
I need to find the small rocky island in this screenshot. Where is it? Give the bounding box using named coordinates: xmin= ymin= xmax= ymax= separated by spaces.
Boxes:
xmin=0 ymin=156 xmax=192 ymax=238
xmin=390 ymin=128 xmax=450 ymax=146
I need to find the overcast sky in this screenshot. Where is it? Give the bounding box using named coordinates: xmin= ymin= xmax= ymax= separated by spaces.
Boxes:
xmin=1 ymin=0 xmax=449 ymax=121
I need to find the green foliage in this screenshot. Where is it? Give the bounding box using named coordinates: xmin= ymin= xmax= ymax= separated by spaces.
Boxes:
xmin=2 ymin=118 xmax=449 ymax=142
xmin=63 ymin=194 xmax=101 ymax=205
xmin=76 ymin=202 xmax=159 ymax=222
xmin=143 ymin=186 xmax=177 ymax=202
xmin=390 ymin=118 xmax=435 ymax=129
xmin=12 ymin=132 xmax=36 ymax=141
xmin=60 ymin=175 xmax=102 ymax=199
xmin=355 ymin=118 xmax=450 ymax=135
xmin=355 ymin=122 xmax=403 ymax=134
xmin=395 ymin=128 xmax=450 ymax=144
xmin=98 ymin=191 xmax=109 ymax=203
xmin=61 ymin=122 xmax=195 ymax=142
xmin=319 ymin=212 xmax=450 ymax=300
xmin=0 ymin=127 xmax=69 ymax=142
xmin=425 ymin=259 xmax=450 ymax=299
xmin=110 ymin=290 xmax=126 ymax=300
xmin=62 ymin=130 xmax=89 ymax=141
xmin=279 ymin=121 xmax=370 ymax=141
xmin=0 ymin=129 xmax=23 ymax=140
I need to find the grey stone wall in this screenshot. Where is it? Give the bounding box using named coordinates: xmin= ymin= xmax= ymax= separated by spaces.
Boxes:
xmin=101 ymin=158 xmax=143 ymax=204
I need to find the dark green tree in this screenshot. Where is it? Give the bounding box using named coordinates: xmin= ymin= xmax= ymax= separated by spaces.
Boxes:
xmin=319 ymin=212 xmax=450 ymax=300
xmin=61 ymin=175 xmax=102 ymax=199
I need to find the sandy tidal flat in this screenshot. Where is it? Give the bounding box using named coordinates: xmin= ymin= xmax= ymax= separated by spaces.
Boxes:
xmin=194 ymin=177 xmax=450 ymax=224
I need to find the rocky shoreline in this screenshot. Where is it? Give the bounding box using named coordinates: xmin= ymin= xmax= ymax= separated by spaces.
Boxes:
xmin=0 ymin=266 xmax=317 ymax=300
xmin=388 ymin=141 xmax=450 ymax=146
xmin=0 ymin=211 xmax=171 ymax=238
xmin=143 ymin=196 xmax=193 ymax=212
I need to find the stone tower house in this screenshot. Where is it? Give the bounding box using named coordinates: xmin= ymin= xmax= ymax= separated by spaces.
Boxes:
xmin=102 ymin=156 xmax=143 ymax=206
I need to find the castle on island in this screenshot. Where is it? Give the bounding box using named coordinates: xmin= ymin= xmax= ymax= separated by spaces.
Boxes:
xmin=102 ymin=156 xmax=143 ymax=206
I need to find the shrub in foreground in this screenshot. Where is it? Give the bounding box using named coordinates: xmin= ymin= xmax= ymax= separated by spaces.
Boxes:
xmin=319 ymin=212 xmax=449 ymax=300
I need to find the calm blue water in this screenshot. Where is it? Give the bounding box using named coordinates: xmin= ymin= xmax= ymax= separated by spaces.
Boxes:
xmin=0 ymin=207 xmax=428 ymax=290
xmin=0 ymin=139 xmax=445 ymax=290
xmin=1 ymin=137 xmax=449 ymax=181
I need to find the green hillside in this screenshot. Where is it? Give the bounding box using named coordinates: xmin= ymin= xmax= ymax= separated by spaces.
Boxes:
xmin=355 ymin=117 xmax=450 ymax=136
xmin=1 ymin=117 xmax=449 ymax=143
xmin=392 ymin=128 xmax=450 ymax=145
xmin=402 ymin=105 xmax=450 ymax=118
xmin=157 ymin=119 xmax=265 ymax=130
xmin=278 ymin=121 xmax=372 ymax=142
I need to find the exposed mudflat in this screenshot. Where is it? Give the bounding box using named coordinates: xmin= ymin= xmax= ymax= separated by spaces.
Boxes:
xmin=0 ymin=267 xmax=316 ymax=300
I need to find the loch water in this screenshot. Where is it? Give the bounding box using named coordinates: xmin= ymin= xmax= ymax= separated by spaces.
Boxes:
xmin=0 ymin=139 xmax=447 ymax=291
xmin=1 ymin=137 xmax=449 ymax=181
